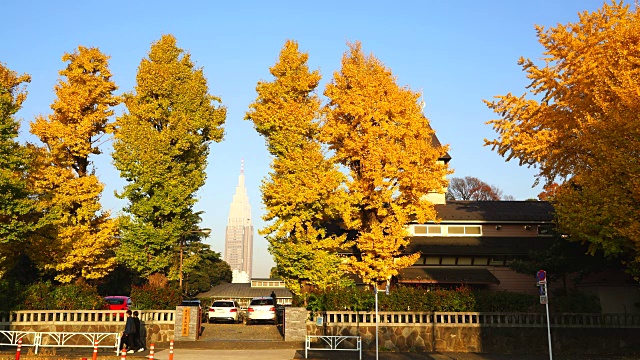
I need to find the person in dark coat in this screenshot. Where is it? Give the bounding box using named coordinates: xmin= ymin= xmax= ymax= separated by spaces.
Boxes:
xmin=270 ymin=291 xmax=277 ymax=306
xmin=119 ymin=310 xmax=135 ymax=353
xmin=132 ymin=311 xmax=145 ymax=352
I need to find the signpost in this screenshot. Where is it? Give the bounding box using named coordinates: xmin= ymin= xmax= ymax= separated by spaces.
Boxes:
xmin=537 ymin=270 xmax=553 ymax=360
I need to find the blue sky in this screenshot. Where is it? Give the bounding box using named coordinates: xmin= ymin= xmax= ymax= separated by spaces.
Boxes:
xmin=2 ymin=1 xmax=613 ymax=277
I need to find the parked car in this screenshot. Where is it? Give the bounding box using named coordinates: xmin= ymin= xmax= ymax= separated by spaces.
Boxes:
xmin=208 ymin=299 xmax=241 ymax=323
xmin=246 ymin=296 xmax=277 ymax=325
xmin=104 ymin=296 xmax=132 ymax=319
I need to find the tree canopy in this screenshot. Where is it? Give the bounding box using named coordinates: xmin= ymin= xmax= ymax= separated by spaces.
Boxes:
xmin=248 ymin=41 xmax=450 ymax=290
xmin=323 ymin=42 xmax=450 ymax=286
xmin=246 ymin=40 xmax=350 ymax=295
xmin=0 ymin=63 xmax=35 ymax=273
xmin=29 ymin=47 xmax=119 ymax=283
xmin=112 ymin=34 xmax=226 ymax=279
xmin=484 ymin=1 xmax=640 ymax=276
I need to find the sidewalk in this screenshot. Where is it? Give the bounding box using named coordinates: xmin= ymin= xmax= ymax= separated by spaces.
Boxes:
xmin=147 ymin=349 xmax=640 ymax=360
xmin=1 ymin=348 xmax=638 ymax=360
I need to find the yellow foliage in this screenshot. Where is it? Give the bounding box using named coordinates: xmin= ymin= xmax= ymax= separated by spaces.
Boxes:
xmin=246 ymin=40 xmax=351 ymax=295
xmin=484 ymin=1 xmax=640 ymax=275
xmin=323 ymin=42 xmax=450 ymax=286
xmin=29 ymin=46 xmax=119 ymax=282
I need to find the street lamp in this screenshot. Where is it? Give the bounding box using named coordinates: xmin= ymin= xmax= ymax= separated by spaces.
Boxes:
xmin=179 ymin=228 xmax=212 ymax=292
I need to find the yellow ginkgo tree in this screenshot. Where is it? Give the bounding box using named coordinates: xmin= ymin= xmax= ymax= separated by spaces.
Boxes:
xmin=30 ymin=46 xmax=119 ymax=283
xmin=484 ymin=2 xmax=640 ymax=276
xmin=246 ymin=40 xmax=351 ymax=296
xmin=323 ymin=42 xmax=450 ymax=287
xmin=249 ymin=40 xmax=450 ymax=291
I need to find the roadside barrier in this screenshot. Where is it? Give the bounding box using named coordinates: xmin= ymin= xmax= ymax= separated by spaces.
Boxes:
xmin=148 ymin=343 xmax=155 ymax=359
xmin=120 ymin=348 xmax=127 ymax=359
xmin=168 ymin=339 xmax=174 ymax=360
xmin=15 ymin=339 xmax=22 ymax=360
xmin=92 ymin=340 xmax=99 ymax=360
xmin=305 ymin=335 xmax=361 ymax=360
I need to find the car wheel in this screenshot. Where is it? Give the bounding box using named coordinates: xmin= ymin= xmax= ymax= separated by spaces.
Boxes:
xmin=208 ymin=319 xmax=214 ymax=324
xmin=245 ymin=318 xmax=251 ymax=325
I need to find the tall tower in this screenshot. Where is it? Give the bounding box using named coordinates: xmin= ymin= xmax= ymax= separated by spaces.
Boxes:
xmin=224 ymin=160 xmax=254 ymax=282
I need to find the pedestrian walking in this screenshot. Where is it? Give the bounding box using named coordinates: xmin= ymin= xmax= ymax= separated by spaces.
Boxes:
xmin=119 ymin=310 xmax=136 ymax=353
xmin=132 ymin=311 xmax=145 ymax=352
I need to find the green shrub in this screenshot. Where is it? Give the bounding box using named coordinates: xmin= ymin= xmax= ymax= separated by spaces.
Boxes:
xmin=473 ymin=290 xmax=538 ymax=312
xmin=551 ymin=291 xmax=601 ymax=313
xmin=296 ymin=285 xmax=602 ymax=314
xmin=131 ymin=284 xmax=181 ymax=310
xmin=52 ymin=282 xmax=105 ymax=309
xmin=380 ymin=286 xmax=428 ymax=311
xmin=19 ymin=281 xmax=104 ymax=310
xmin=427 ymin=286 xmax=475 ymax=312
xmin=0 ymin=280 xmax=23 ymax=312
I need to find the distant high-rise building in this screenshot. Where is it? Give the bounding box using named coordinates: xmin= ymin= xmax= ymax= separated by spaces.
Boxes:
xmin=224 ymin=161 xmax=253 ymax=282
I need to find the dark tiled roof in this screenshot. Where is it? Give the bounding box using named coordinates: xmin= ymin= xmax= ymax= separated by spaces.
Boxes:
xmin=434 ymin=201 xmax=554 ymax=222
xmin=398 ymin=267 xmax=500 ymax=284
xmin=405 ymin=236 xmax=556 ymax=256
xmin=430 ymin=128 xmax=451 ymax=163
xmin=196 ymin=282 xmax=292 ymax=299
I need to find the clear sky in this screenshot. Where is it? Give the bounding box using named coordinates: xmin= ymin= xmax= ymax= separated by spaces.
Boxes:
xmin=2 ymin=0 xmax=614 ymax=278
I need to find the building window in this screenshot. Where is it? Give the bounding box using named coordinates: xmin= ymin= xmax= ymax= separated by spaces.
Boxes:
xmin=441 ymin=256 xmax=456 ymax=265
xmin=410 ymin=225 xmax=481 ymax=236
xmin=538 ymin=224 xmax=554 ymax=236
xmin=425 ymin=257 xmax=440 ymax=265
xmin=446 ymin=225 xmax=482 ymax=236
xmin=472 ymin=257 xmax=489 ymax=265
xmin=412 ymin=225 xmax=442 ymax=235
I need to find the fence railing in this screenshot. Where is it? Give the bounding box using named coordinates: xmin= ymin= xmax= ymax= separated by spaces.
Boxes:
xmin=0 ymin=310 xmax=175 ymax=326
xmin=0 ymin=330 xmax=119 ymax=354
xmin=321 ymin=311 xmax=640 ymax=328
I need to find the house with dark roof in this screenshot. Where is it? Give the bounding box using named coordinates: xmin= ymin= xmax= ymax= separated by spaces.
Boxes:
xmin=395 ymin=132 xmax=639 ymax=312
xmin=400 ymin=200 xmax=556 ymax=294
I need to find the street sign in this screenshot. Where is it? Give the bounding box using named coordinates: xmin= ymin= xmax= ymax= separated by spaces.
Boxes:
xmin=539 ymin=285 xmax=546 ymax=295
xmin=540 ymin=295 xmax=548 ymax=305
xmin=537 ymin=270 xmax=546 ymax=282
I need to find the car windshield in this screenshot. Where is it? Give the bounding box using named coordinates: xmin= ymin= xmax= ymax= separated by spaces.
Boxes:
xmin=250 ymin=298 xmax=274 ymax=306
xmin=106 ymin=298 xmax=125 ymax=305
xmin=212 ymin=301 xmax=235 ymax=307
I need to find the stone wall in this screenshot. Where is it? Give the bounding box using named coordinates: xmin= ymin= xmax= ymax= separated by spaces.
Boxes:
xmin=307 ymin=324 xmax=640 ymax=354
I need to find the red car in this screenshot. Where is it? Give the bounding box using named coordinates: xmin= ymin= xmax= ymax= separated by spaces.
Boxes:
xmin=104 ymin=296 xmax=132 ymax=319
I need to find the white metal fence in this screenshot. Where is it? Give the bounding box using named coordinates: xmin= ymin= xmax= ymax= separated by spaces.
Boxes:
xmin=0 ymin=330 xmax=119 ymax=354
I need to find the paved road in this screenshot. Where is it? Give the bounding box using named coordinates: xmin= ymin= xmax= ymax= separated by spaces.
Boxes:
xmin=2 ymin=343 xmax=638 ymax=360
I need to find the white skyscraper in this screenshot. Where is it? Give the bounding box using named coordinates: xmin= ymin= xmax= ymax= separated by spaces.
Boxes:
xmin=224 ymin=161 xmax=253 ymax=282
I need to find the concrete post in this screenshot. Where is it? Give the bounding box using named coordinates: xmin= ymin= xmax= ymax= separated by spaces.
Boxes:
xmin=174 ymin=306 xmax=200 ymax=341
xmin=284 ymin=307 xmax=308 ymax=342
